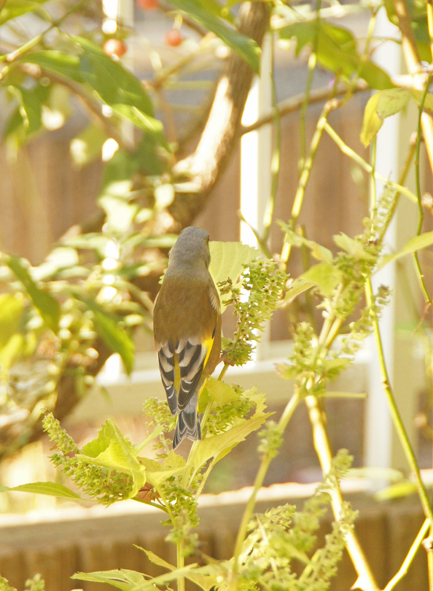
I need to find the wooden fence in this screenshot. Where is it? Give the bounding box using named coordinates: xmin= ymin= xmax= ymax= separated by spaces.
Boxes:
xmin=0 ymin=485 xmax=428 ymax=591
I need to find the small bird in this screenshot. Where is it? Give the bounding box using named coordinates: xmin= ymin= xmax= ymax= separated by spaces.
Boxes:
xmin=153 ymin=227 xmax=222 ymax=449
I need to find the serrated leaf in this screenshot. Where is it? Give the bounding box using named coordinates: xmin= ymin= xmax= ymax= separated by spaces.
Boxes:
xmin=209 ymin=241 xmax=260 ymax=311
xmin=136 ymin=548 xmax=175 ymax=570
xmin=73 ymin=295 xmax=135 ymax=375
xmin=301 ymin=263 xmax=342 ymax=298
xmin=73 ymin=37 xmax=168 ymax=148
xmin=333 ymin=233 xmax=377 ymax=261
xmin=202 ymin=377 xmax=239 ymax=406
xmin=72 ymin=566 xmax=197 ymax=591
xmin=168 ymin=0 xmax=260 ymax=73
xmin=0 ymin=482 xmax=81 ymax=499
xmin=378 ymin=230 xmax=433 ymax=270
xmin=193 ymin=389 xmax=270 ymax=470
xmin=80 ymin=419 xmax=145 ymax=497
xmin=278 ymin=223 xmax=333 ymax=263
xmin=4 ymin=254 xmax=60 ymax=333
xmin=209 ymin=241 xmax=260 ymax=284
xmin=283 ymin=277 xmax=315 ymax=303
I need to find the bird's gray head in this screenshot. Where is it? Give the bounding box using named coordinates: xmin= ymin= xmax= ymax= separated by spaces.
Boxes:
xmin=169 ymin=226 xmax=211 ymax=268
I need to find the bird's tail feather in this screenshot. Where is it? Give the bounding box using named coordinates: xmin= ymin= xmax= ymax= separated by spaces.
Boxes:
xmin=173 ymin=391 xmax=201 ymax=449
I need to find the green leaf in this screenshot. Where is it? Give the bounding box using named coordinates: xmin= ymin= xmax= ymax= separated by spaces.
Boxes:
xmin=378 ymin=230 xmax=433 ymax=269
xmin=23 ymin=51 xmax=83 ymax=83
xmin=8 ymin=86 xmax=42 ymax=135
xmin=167 ymin=0 xmax=260 ymax=73
xmin=300 ymin=263 xmax=342 ymax=298
xmin=0 ymin=294 xmax=25 ymax=369
xmin=278 ymin=223 xmax=333 ymax=263
xmin=73 ymin=37 xmax=168 ymax=148
xmin=283 ymin=277 xmax=315 ymax=303
xmin=193 ymin=389 xmax=270 ymax=470
xmin=209 ymin=241 xmax=260 ymax=311
xmin=374 ymin=481 xmax=417 ymax=502
xmin=202 ymin=377 xmax=239 ymax=406
xmin=72 ymin=566 xmax=197 ymax=591
xmin=80 ymin=419 xmax=145 ymax=497
xmin=410 ymin=89 xmax=433 ymax=112
xmin=0 ymin=482 xmax=81 ymax=499
xmin=73 ymin=294 xmax=135 ymax=375
xmin=4 ymin=254 xmax=60 ymax=333
xmin=209 ymin=241 xmax=260 ymax=284
xmin=136 ymin=548 xmax=175 ymax=571
xmin=361 ymin=89 xmax=411 ymax=146
xmin=280 ymin=21 xmax=393 ymax=90
xmin=0 ymin=0 xmax=50 ymax=25
xmin=333 ymin=233 xmax=377 ymax=261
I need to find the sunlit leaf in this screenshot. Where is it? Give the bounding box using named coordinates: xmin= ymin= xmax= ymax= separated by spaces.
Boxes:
xmin=374 ymin=481 xmax=417 ymax=501
xmin=333 ymin=233 xmax=376 ymax=261
xmin=283 ymin=277 xmax=315 ymax=303
xmin=279 ymin=21 xmax=393 ymax=90
xmin=361 ymin=89 xmax=411 ymax=146
xmin=168 ymin=0 xmax=260 ymax=72
xmin=209 ymin=241 xmax=260 ymax=311
xmin=23 ymin=51 xmax=83 ymax=83
xmin=278 ymin=222 xmax=333 ymax=263
xmin=301 ymin=263 xmax=342 ymax=298
xmin=193 ymin=389 xmax=270 ymax=470
xmin=80 ymin=419 xmax=145 ymax=497
xmin=73 ymin=37 xmax=168 ymax=148
xmin=72 ymin=566 xmax=197 ymax=591
xmin=0 ymin=482 xmax=81 ymax=499
xmin=0 ymin=0 xmax=50 ymax=25
xmin=378 ymin=230 xmax=433 ymax=269
xmin=411 ymin=90 xmax=433 ymax=112
xmin=4 ymin=254 xmax=60 ymax=333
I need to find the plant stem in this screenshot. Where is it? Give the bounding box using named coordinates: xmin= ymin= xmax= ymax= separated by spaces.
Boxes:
xmin=384 ymin=518 xmax=430 ymax=591
xmin=365 ymin=279 xmax=433 ymax=525
xmin=305 ymin=394 xmax=380 ymax=591
xmin=281 ymin=99 xmax=336 ymax=265
xmin=229 ymin=390 xmax=301 ymax=589
xmin=177 ymin=541 xmax=185 ymax=591
xmin=323 ymin=122 xmax=418 ymax=203
xmin=413 ymin=72 xmax=433 ymax=306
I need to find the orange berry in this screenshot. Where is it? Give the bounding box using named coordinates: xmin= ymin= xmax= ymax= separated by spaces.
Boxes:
xmin=103 ymin=38 xmax=127 ymax=58
xmin=136 ymin=0 xmax=158 ymax=9
xmin=165 ymin=29 xmax=183 ymax=47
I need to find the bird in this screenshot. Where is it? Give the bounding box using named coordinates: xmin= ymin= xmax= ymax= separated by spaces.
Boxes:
xmin=153 ymin=226 xmax=222 ymax=449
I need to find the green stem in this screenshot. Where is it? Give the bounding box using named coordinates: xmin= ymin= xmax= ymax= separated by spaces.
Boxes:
xmin=370 ymin=137 xmax=377 ymax=210
xmin=323 ymin=122 xmax=418 ymax=204
xmin=177 ymin=541 xmax=185 ymax=591
xmin=384 ymin=518 xmax=430 ymax=591
xmin=378 ymin=140 xmax=416 ymax=242
xmin=413 ymin=72 xmax=433 ymax=306
xmin=305 ymin=395 xmax=380 ymax=591
xmin=281 ymin=100 xmax=336 ymax=264
xmin=365 ymin=279 xmax=433 ymax=525
xmin=0 ymin=0 xmax=88 ymax=75
xmin=229 ymin=390 xmax=301 ymax=589
xmin=262 ymin=35 xmax=281 ymax=246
